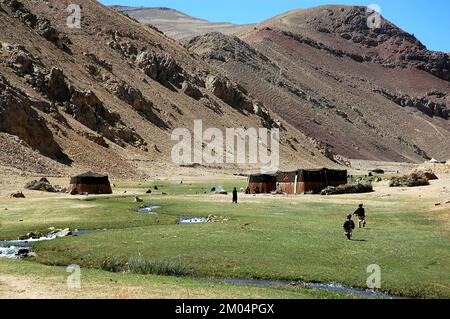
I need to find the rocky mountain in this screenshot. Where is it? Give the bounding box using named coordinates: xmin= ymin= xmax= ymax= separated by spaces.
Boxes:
xmin=112 ymin=6 xmax=245 ymax=42
xmin=0 ymin=0 xmax=333 ymax=177
xmin=186 ymin=5 xmax=450 ymax=162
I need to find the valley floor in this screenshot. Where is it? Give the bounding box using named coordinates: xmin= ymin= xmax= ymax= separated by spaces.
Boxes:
xmin=0 ymin=167 xmax=449 ymax=299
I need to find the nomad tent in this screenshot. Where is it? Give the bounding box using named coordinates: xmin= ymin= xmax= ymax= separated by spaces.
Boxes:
xmin=277 ymin=168 xmax=348 ymax=194
xmin=247 ymin=173 xmax=277 ymax=194
xmin=69 ymin=172 xmax=112 ymax=195
xmin=276 ymin=171 xmax=298 ymax=194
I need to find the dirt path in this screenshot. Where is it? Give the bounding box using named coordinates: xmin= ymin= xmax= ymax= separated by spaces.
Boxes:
xmin=0 ymin=273 xmax=149 ymax=299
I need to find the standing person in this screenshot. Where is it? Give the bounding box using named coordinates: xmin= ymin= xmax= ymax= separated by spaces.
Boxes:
xmin=343 ymin=214 xmax=355 ymax=240
xmin=232 ymin=187 xmax=238 ymax=204
xmin=353 ymin=204 xmax=366 ymax=228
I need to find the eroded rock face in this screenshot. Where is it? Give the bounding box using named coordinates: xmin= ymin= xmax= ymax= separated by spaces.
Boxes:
xmin=64 ymin=87 xmax=147 ymax=149
xmin=0 ymin=75 xmax=66 ymax=161
xmin=186 ymin=32 xmax=273 ymax=67
xmin=205 ymin=75 xmax=253 ymax=112
xmin=108 ymin=40 xmax=138 ymax=61
xmin=47 ymin=68 xmax=71 ymax=102
xmin=136 ymin=50 xmax=185 ymax=89
xmin=105 ymin=79 xmax=168 ymax=129
xmin=83 ymin=52 xmax=113 ymax=72
xmin=1 ymin=43 xmax=48 ymax=92
xmin=181 ymin=81 xmax=203 ymax=100
xmin=374 ymin=87 xmax=449 ymax=119
xmin=79 ymin=131 xmax=109 ymax=148
xmin=108 ymin=80 xmax=152 ymax=111
xmin=307 ymin=6 xmax=450 ymax=81
xmin=1 ymin=0 xmax=72 ymax=53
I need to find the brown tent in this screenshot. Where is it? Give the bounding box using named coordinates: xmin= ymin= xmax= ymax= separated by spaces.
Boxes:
xmin=247 ymin=174 xmax=277 ymax=194
xmin=69 ymin=172 xmax=112 ymax=195
xmin=277 ymin=169 xmax=348 ymax=194
xmin=277 ymin=171 xmax=297 ymax=194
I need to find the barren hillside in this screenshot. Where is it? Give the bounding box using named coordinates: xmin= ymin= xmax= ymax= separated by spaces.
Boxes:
xmin=112 ymin=6 xmax=246 ymax=42
xmin=187 ymin=5 xmax=450 ymax=163
xmin=0 ymin=0 xmax=334 ymax=178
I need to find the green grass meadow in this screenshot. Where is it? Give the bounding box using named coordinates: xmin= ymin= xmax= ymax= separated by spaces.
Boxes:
xmin=0 ymin=179 xmax=449 ymax=298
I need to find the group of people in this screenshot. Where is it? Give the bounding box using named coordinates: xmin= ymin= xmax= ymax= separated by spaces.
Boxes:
xmin=232 ymin=188 xmax=367 ymax=241
xmin=343 ymin=204 xmax=367 ymax=240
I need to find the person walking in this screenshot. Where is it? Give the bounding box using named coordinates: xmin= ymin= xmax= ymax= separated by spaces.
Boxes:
xmin=232 ymin=187 xmax=238 ymax=204
xmin=353 ymin=204 xmax=367 ymax=228
xmin=343 ymin=214 xmax=356 ymax=240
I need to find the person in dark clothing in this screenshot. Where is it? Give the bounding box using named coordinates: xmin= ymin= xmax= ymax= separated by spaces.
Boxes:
xmin=232 ymin=187 xmax=238 ymax=204
xmin=353 ymin=204 xmax=366 ymax=228
xmin=343 ymin=214 xmax=356 ymax=240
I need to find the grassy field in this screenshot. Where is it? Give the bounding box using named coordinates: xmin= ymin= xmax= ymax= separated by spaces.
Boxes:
xmin=0 ymin=258 xmax=353 ymax=299
xmin=1 ymin=177 xmax=449 ymax=299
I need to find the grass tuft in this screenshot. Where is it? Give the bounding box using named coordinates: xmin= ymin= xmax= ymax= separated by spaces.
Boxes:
xmin=100 ymin=255 xmax=194 ymax=277
xmin=100 ymin=256 xmax=127 ymax=273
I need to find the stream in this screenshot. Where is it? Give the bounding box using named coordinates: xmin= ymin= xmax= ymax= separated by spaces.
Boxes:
xmin=0 ymin=229 xmax=96 ymax=259
xmin=0 ymin=222 xmax=402 ymax=298
xmin=221 ymin=278 xmax=402 ymax=299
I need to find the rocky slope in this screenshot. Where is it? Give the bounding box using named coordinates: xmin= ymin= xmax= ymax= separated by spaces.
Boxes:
xmin=0 ymin=0 xmax=333 ymax=177
xmin=187 ymin=5 xmax=450 ymax=162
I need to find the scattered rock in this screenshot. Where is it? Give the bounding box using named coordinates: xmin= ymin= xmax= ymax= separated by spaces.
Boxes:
xmin=16 ymin=249 xmax=29 ymax=257
xmin=9 ymin=191 xmax=25 ymax=198
xmin=49 ymin=228 xmax=72 ymax=237
xmin=79 ymin=131 xmax=109 ymax=148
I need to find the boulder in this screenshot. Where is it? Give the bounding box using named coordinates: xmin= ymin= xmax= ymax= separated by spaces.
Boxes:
xmin=53 ymin=228 xmax=72 ymax=238
xmin=16 ymin=249 xmax=29 ymax=257
xmin=47 ymin=68 xmax=71 ymax=102
xmin=181 ymin=81 xmax=203 ymax=100
xmin=10 ymin=191 xmax=25 ymax=198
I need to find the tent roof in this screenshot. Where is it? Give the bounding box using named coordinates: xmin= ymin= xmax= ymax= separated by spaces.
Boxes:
xmin=72 ymin=171 xmax=108 ymax=178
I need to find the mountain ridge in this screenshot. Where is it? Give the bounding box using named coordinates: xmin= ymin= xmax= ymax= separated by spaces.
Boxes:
xmin=0 ymin=0 xmax=334 ymax=177
xmin=186 ymin=5 xmax=450 ymax=162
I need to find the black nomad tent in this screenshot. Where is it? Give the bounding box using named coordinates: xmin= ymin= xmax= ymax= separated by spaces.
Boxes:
xmin=69 ymin=172 xmax=112 ymax=194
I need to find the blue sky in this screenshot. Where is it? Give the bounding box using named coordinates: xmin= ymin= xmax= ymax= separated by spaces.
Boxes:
xmin=100 ymin=0 xmax=450 ymax=52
